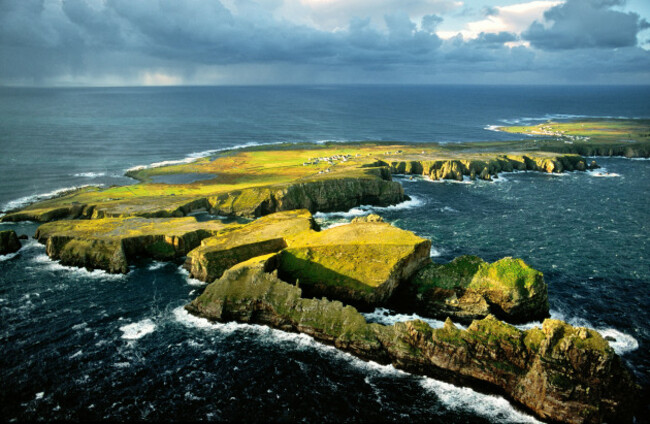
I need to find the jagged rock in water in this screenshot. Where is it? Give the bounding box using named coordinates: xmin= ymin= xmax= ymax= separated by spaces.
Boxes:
xmin=186 ymin=265 xmax=639 ymax=424
xmin=393 ymin=255 xmax=549 ymax=324
xmin=34 ymin=217 xmax=231 ymax=273
xmin=185 ymin=209 xmax=317 ymax=282
xmin=278 ymin=221 xmax=431 ymax=307
xmin=0 ymin=230 xmax=21 ymax=255
xmin=350 ymin=214 xmax=384 ymax=223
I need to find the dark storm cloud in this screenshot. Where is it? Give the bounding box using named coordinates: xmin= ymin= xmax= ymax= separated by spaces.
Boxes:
xmin=0 ymin=0 xmax=444 ymax=82
xmin=523 ymin=0 xmax=650 ymax=50
xmin=0 ymin=0 xmax=648 ymax=85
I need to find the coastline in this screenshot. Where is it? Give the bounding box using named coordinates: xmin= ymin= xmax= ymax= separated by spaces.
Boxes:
xmin=1 ymin=119 xmax=648 ymax=423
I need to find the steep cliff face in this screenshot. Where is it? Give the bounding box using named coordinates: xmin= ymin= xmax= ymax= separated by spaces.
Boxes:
xmin=381 ymin=153 xmax=589 ymax=181
xmin=395 ymin=255 xmax=549 ymax=324
xmin=185 ymin=209 xmax=318 ymax=282
xmin=0 ymin=230 xmax=22 ymax=255
xmin=187 ymin=266 xmax=639 ymax=424
xmin=279 ymin=221 xmax=431 ymax=308
xmin=35 ymin=217 xmax=231 ymax=273
xmin=208 ymin=170 xmax=405 ymax=218
xmin=542 ymin=141 xmax=650 ymax=158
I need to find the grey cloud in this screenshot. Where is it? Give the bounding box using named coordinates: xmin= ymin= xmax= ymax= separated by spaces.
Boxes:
xmin=482 ymin=6 xmax=499 ymax=17
xmin=523 ymin=0 xmax=650 ymax=50
xmin=0 ymin=0 xmax=648 ymax=85
xmin=421 ymin=14 xmax=443 ymax=32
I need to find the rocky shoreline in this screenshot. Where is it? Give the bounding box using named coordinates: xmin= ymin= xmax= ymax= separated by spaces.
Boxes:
xmin=2 ymin=138 xmax=645 ymax=423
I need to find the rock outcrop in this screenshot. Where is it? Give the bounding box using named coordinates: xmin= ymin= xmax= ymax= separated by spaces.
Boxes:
xmin=35 ymin=217 xmax=231 ymax=273
xmin=185 ymin=209 xmax=318 ymax=282
xmin=278 ymin=221 xmax=431 ymax=307
xmin=0 ymin=230 xmax=21 ymax=255
xmin=380 ymin=153 xmax=589 ymax=181
xmin=350 ymin=213 xmax=384 ymax=223
xmin=186 ymin=264 xmax=639 ymax=424
xmin=208 ymin=169 xmax=404 ymax=218
xmin=393 ymin=255 xmax=549 ymax=323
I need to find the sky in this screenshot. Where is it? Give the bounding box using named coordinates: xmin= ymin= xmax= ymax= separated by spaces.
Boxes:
xmin=0 ymin=0 xmax=649 ymax=86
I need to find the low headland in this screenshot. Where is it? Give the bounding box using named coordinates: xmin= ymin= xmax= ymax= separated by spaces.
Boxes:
xmin=2 ymin=119 xmax=648 ymax=423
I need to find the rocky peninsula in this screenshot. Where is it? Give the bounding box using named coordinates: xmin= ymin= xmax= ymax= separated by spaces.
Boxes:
xmin=2 ymin=122 xmax=647 ymax=423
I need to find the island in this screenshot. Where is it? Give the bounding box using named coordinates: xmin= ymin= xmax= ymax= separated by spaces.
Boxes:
xmin=2 ymin=119 xmax=648 ymax=423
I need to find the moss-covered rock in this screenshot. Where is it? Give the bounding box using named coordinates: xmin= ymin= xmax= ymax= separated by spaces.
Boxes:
xmin=185 ymin=209 xmax=317 ymax=282
xmin=278 ymin=222 xmax=431 ymax=307
xmin=35 ymin=217 xmax=230 ymax=273
xmin=395 ymin=255 xmax=549 ymax=323
xmin=186 ymin=264 xmax=385 ymax=357
xmin=187 ymin=268 xmax=640 ymax=424
xmin=0 ymin=230 xmax=21 ymax=255
xmin=350 ymin=213 xmax=384 ymax=223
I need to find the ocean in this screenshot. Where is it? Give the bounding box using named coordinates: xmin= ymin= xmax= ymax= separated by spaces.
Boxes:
xmin=0 ymin=85 xmax=648 ymax=422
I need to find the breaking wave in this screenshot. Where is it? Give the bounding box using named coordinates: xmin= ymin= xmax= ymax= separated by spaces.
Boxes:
xmin=173 ymin=306 xmax=539 ymax=423
xmin=314 ymin=196 xmax=424 ymax=221
xmin=119 ymin=319 xmax=157 ymax=340
xmin=1 ymin=185 xmax=102 ymax=213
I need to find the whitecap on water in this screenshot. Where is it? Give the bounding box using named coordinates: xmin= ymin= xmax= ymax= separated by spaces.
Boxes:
xmin=587 ymin=168 xmax=621 ymax=178
xmin=173 ymin=306 xmax=220 ymax=330
xmin=176 ymin=265 xmax=207 ymax=286
xmin=126 ymin=141 xmax=284 ymax=172
xmin=362 ymin=308 xmax=450 ymax=329
xmin=314 ymin=196 xmax=424 ymax=222
xmin=147 ymin=261 xmax=167 ymax=271
xmin=73 ymin=172 xmax=106 ymax=178
xmin=69 ymin=350 xmax=83 ymax=359
xmin=119 ymin=318 xmax=156 ymax=340
xmin=597 ymin=329 xmax=639 ymax=355
xmin=439 ymin=206 xmax=458 ymax=213
xmin=0 ymin=252 xmax=19 ymax=262
xmin=173 ymin=306 xmax=544 ymax=422
xmin=420 ymin=378 xmax=542 ymax=424
xmin=1 ymin=184 xmax=103 ymax=213
xmin=430 ymin=246 xmax=444 ymax=257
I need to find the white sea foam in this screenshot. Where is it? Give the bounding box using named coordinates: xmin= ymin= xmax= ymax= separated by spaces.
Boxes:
xmin=73 ymin=172 xmax=106 ymax=178
xmin=0 ymin=252 xmax=19 ymax=262
xmin=439 ymin=206 xmax=458 ymax=213
xmin=35 ymin=392 xmax=44 ymax=400
xmin=629 ymin=157 xmax=650 ymax=161
xmin=420 ymin=378 xmax=542 ymax=423
xmin=362 ymin=308 xmax=451 ymax=329
xmin=314 ymin=196 xmax=424 ymax=221
xmin=174 ymin=305 xmax=539 ymax=422
xmin=597 ymin=329 xmax=639 ymax=355
xmin=119 ymin=318 xmax=156 ymax=340
xmin=484 ymin=124 xmax=502 ymax=132
xmin=147 ymin=261 xmax=167 ymax=271
xmin=1 ymin=184 xmax=102 ymax=213
xmin=126 ymin=142 xmax=284 ymax=172
xmin=176 ymin=266 xmax=207 ymax=286
xmin=497 ymin=114 xmax=637 ymax=126
xmin=69 ymin=350 xmax=83 ymax=359
xmin=173 ymin=305 xmax=235 ymax=330
xmin=31 ymin=254 xmax=125 ymax=280
xmin=587 ymin=168 xmax=621 ymax=178
xmin=430 ymin=246 xmax=444 ymax=257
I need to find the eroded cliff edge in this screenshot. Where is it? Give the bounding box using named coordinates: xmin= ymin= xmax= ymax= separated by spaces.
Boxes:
xmin=186 ymin=260 xmax=639 ymax=424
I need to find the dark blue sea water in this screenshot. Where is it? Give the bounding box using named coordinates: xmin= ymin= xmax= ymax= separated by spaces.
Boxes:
xmin=1 ymin=86 xmax=649 ymax=423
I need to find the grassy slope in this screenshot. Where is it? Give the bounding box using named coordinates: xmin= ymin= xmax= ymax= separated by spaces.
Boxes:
xmin=3 ymin=120 xmax=648 ymax=220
